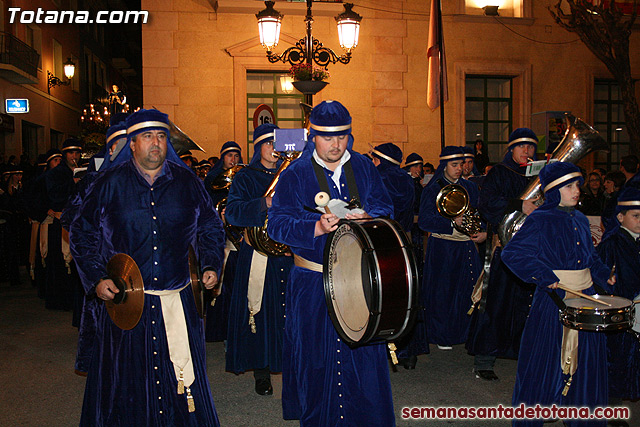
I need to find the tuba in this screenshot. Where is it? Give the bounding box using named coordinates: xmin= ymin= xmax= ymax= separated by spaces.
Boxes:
xmin=497 ymin=115 xmax=609 ymax=245
xmin=246 ymin=151 xmax=302 ymax=256
xmin=436 ymin=183 xmax=483 ymax=236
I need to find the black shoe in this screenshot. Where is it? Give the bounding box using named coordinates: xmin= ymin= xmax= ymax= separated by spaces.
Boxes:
xmin=607 ymin=421 xmax=629 ymax=427
xmin=397 ymin=355 xmax=417 ymax=370
xmin=255 ymin=378 xmax=273 ymax=395
xmin=473 ymin=369 xmax=499 ymax=381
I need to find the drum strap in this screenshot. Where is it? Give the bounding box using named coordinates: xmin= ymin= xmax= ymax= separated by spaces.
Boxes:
xmin=293 ymin=254 xmax=323 ymax=273
xmin=311 ymin=158 xmax=360 ymax=205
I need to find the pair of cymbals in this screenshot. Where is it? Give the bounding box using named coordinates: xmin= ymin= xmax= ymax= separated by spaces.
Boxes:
xmin=106 ymin=247 xmax=216 ymax=329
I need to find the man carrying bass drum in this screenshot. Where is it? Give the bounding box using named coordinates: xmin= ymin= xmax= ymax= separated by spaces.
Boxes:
xmin=268 ymin=100 xmax=396 ymax=426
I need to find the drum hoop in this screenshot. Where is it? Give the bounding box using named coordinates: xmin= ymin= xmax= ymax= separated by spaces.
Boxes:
xmin=322 ymin=217 xmax=420 ymax=345
xmin=353 ymin=219 xmax=383 ymax=338
xmin=373 ymin=217 xmax=419 ymax=341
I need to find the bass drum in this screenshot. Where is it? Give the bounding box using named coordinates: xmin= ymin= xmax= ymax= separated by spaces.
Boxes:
xmin=323 ymin=217 xmax=419 ymax=346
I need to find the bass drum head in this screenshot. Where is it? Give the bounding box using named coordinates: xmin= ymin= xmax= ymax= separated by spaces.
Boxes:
xmin=324 ymin=222 xmax=373 ymax=345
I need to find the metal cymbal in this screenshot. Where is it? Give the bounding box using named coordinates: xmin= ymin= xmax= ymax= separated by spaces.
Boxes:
xmin=189 ymin=245 xmax=205 ymax=318
xmin=105 ymin=253 xmax=144 ymax=330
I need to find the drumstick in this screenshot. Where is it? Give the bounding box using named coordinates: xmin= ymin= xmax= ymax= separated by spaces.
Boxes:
xmin=314 ymin=191 xmax=332 ymax=214
xmin=557 ymin=284 xmax=612 ymax=307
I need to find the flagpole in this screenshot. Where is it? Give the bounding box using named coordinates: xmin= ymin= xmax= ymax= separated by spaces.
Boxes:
xmin=438 ymin=0 xmax=445 ymax=150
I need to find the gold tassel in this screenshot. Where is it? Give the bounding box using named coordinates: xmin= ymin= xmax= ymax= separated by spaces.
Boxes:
xmin=562 ymin=375 xmax=573 ymax=396
xmin=562 ymin=356 xmax=572 ymax=375
xmin=186 ymin=388 xmax=195 ymax=413
xmin=177 ymin=369 xmax=184 ymax=394
xmin=66 ymin=261 xmax=71 ymax=275
xmin=30 ymin=266 xmax=35 ymax=281
xmin=388 ymin=343 xmax=399 ymax=365
xmin=41 ymin=258 xmax=46 ymax=268
xmin=211 ymin=298 xmax=216 ymax=307
xmin=249 ymin=312 xmax=256 ymax=334
xmin=467 ymin=304 xmax=475 ymax=315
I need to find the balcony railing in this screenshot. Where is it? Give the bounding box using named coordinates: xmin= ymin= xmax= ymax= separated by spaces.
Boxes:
xmin=0 ymin=32 xmax=39 ymax=78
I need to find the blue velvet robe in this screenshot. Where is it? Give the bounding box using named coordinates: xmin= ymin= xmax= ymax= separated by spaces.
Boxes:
xmin=62 ymin=170 xmax=100 ymax=372
xmin=70 ymin=158 xmax=225 ymax=426
xmin=419 ymin=177 xmax=482 ymax=346
xmin=224 ymin=163 xmax=293 ymax=374
xmin=268 ymin=150 xmax=396 ymax=427
xmin=202 ymin=172 xmax=235 ymax=343
xmin=502 ymin=207 xmax=612 ymax=427
xmin=376 ymin=161 xmax=415 ymax=232
xmin=466 ymin=161 xmax=536 ymax=358
xmin=597 ymin=227 xmax=640 ymax=401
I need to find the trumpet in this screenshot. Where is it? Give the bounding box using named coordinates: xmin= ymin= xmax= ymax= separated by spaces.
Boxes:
xmin=436 ymin=184 xmax=482 ymax=236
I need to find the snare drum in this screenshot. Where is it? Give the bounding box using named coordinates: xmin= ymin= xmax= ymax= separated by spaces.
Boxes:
xmin=560 ymin=295 xmax=634 ymax=332
xmin=323 ymin=217 xmax=419 ymax=346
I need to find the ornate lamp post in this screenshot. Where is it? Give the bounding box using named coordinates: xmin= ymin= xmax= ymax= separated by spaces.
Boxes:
xmin=47 ymin=57 xmax=76 ymax=94
xmin=256 ymin=1 xmax=362 ymax=108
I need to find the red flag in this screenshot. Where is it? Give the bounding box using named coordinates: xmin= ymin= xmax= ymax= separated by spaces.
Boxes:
xmin=427 ymin=0 xmax=448 ymax=111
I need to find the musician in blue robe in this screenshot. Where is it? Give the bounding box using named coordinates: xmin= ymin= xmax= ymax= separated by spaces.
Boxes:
xmin=204 ymin=141 xmax=244 ymax=343
xmin=403 ymin=152 xmax=426 ymax=274
xmin=466 ymin=128 xmax=539 ymax=381
xmin=502 ymin=162 xmax=614 ymax=427
xmin=204 ymin=141 xmax=242 ymax=207
xmin=371 ymin=142 xmax=414 ymax=232
xmin=225 ymin=124 xmax=293 ymax=395
xmin=22 ymin=148 xmax=61 ymax=299
xmin=597 ymin=187 xmax=640 ymax=403
xmin=419 ymin=146 xmax=485 ymax=349
xmin=267 ymin=100 xmax=396 ymax=426
xmin=42 ymin=138 xmax=82 ymax=321
xmin=70 ymin=109 xmax=225 ymax=426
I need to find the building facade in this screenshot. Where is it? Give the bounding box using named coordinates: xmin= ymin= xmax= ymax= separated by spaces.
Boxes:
xmin=140 ymin=0 xmax=639 ymax=170
xmin=0 ymin=0 xmax=142 ymax=161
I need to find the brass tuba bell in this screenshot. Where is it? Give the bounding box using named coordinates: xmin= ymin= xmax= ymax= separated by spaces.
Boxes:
xmin=210 ymin=164 xmax=245 ymax=191
xmin=436 ymin=183 xmax=482 ymax=236
xmin=497 ymin=114 xmax=609 ymax=245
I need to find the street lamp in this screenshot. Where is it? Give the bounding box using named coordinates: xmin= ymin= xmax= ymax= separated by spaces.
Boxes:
xmin=48 ymin=57 xmax=76 ymax=94
xmin=256 ymin=1 xmax=362 ymax=107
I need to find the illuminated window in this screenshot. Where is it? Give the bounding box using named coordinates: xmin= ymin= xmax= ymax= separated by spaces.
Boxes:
xmin=246 ymin=71 xmax=304 ymax=151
